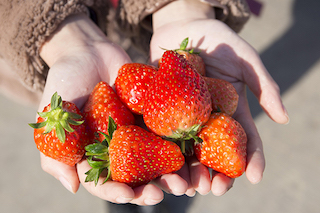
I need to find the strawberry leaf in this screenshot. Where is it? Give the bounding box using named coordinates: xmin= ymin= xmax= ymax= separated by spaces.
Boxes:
xmin=37 ymin=111 xmax=50 ymax=118
xmin=60 ymin=120 xmax=74 ymax=133
xmin=85 ymin=156 xmax=110 ymax=186
xmin=103 ymin=169 xmax=112 ymax=184
xmin=180 ymin=37 xmax=189 ymax=50
xmin=68 ymin=118 xmax=84 ymax=126
xmin=85 ymin=143 xmax=109 ymax=155
xmin=84 ymin=116 xmax=118 ymax=186
xmin=107 ymin=116 xmax=117 ymax=138
xmin=28 ymin=121 xmax=47 ymax=129
xmin=43 ymin=121 xmax=55 ymax=135
xmin=55 ymin=123 xmax=66 ymax=143
xmin=87 ymin=156 xmax=109 ymax=168
xmin=85 ymin=167 xmax=106 ymax=186
xmin=51 ymin=92 xmax=62 ymax=110
xmin=68 ymin=112 xmax=83 ymax=120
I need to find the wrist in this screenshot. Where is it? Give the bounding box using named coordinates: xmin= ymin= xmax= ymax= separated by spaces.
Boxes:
xmin=152 ymin=0 xmax=216 ymax=32
xmin=40 ymin=13 xmax=107 ymax=67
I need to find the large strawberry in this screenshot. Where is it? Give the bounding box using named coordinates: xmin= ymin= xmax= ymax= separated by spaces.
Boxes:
xmin=194 ymin=112 xmax=247 ymax=178
xmin=143 ymin=50 xmax=212 ymax=152
xmin=115 ymin=63 xmax=158 ymax=115
xmin=83 ymin=81 xmax=135 ymax=142
xmin=204 ymin=77 xmax=239 ymax=116
xmin=159 ymin=37 xmax=206 ymax=76
xmin=85 ymin=117 xmax=185 ymax=187
xmin=29 ymin=92 xmax=89 ymax=166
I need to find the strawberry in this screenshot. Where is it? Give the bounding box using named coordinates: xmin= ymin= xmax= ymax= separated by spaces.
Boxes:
xmin=194 ymin=112 xmax=247 ymax=178
xmin=143 ymin=50 xmax=212 ymax=152
xmin=115 ymin=63 xmax=158 ymax=115
xmin=159 ymin=37 xmax=206 ymax=76
xmin=83 ymin=81 xmax=135 ymax=142
xmin=204 ymin=77 xmax=239 ymax=116
xmin=29 ymin=92 xmax=89 ymax=166
xmin=85 ymin=117 xmax=185 ymax=187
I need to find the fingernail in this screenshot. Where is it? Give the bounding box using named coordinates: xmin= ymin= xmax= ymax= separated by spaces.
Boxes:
xmin=186 ymin=190 xmax=197 ymax=197
xmin=249 ymin=174 xmax=263 ymax=185
xmin=172 ymin=189 xmax=185 ymax=196
xmin=116 ymin=196 xmax=133 ymax=204
xmin=190 ymin=161 xmax=202 ymax=167
xmin=282 ymin=105 xmax=290 ymax=125
xmin=251 ymin=178 xmax=262 ymax=185
xmin=59 ymin=176 xmax=75 ymax=194
xmin=211 ymin=182 xmax=228 ymax=196
xmin=212 ymin=188 xmax=227 ymax=197
xmin=144 ymin=198 xmax=162 ymax=206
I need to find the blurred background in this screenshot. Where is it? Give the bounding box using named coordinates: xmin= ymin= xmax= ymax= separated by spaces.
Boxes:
xmin=1 ymin=0 xmax=319 ymax=212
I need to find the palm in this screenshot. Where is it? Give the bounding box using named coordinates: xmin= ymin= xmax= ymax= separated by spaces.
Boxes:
xmin=150 ymin=19 xmax=261 ymax=123
xmin=39 ymin=41 xmax=192 ymax=204
xmin=39 ymin=43 xmax=131 ymax=110
xmin=150 ymin=19 xmax=287 ymax=193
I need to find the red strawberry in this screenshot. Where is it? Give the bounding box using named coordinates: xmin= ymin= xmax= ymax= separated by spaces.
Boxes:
xmin=159 ymin=37 xmax=206 ymax=76
xmin=194 ymin=112 xmax=247 ymax=178
xmin=204 ymin=77 xmax=239 ymax=116
xmin=29 ymin=92 xmax=89 ymax=166
xmin=143 ymin=50 xmax=212 ymax=152
xmin=83 ymin=81 xmax=135 ymax=142
xmin=115 ymin=63 xmax=158 ymax=115
xmin=85 ymin=117 xmax=185 ymax=187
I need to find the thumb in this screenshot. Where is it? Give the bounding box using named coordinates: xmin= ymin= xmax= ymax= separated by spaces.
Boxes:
xmin=243 ymin=51 xmax=289 ymax=125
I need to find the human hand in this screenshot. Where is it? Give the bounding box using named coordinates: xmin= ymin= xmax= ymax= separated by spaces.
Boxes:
xmin=38 ymin=13 xmax=190 ymax=205
xmin=150 ymin=0 xmax=289 ymax=196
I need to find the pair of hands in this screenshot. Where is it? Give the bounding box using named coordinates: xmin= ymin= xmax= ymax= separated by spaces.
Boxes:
xmin=38 ymin=1 xmax=288 ymax=206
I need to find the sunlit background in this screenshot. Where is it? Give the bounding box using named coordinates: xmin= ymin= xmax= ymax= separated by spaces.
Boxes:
xmin=1 ymin=0 xmax=319 ymax=212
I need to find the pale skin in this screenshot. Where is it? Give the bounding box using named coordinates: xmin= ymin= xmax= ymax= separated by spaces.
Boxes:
xmin=38 ymin=0 xmax=289 ymax=206
xmin=151 ymin=0 xmax=289 ymax=196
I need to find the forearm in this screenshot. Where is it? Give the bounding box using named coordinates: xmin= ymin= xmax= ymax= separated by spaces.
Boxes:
xmin=152 ymin=0 xmax=216 ymax=32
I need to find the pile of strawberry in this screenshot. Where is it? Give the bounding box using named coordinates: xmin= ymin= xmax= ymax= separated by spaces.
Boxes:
xmin=29 ymin=38 xmax=247 ymax=188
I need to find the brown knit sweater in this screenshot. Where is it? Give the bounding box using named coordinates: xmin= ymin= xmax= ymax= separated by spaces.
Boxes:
xmin=0 ymin=0 xmax=250 ymax=106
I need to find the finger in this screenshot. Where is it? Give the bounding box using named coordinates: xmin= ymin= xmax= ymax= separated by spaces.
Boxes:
xmin=130 ymin=184 xmax=164 ymax=206
xmin=40 ymin=153 xmax=80 ymax=193
xmin=187 ymin=156 xmax=211 ymax=195
xmin=233 ymin=86 xmax=265 ymax=184
xmin=211 ymin=171 xmax=235 ymax=196
xmin=175 ymin=161 xmax=197 ymax=197
xmin=77 ymin=159 xmax=135 ymax=204
xmin=241 ymin=50 xmax=289 ymax=124
xmin=246 ymin=139 xmax=265 ymax=185
xmin=152 ymin=172 xmax=189 ymax=196
xmin=78 ymin=159 xmax=164 ymax=205
xmin=259 ymin=79 xmax=289 ymax=124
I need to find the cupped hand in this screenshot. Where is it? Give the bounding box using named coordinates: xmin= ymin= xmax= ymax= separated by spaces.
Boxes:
xmin=37 ymin=13 xmax=190 ymax=205
xmin=150 ymin=12 xmax=289 ymax=196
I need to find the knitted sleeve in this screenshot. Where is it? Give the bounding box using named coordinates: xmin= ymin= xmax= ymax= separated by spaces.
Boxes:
xmin=0 ymin=0 xmax=109 ymax=93
xmin=212 ymin=0 xmax=251 ymax=32
xmin=116 ymin=0 xmax=250 ymax=53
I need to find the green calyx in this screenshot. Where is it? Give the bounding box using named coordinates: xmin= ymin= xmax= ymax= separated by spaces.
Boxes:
xmin=175 ymin=37 xmax=200 ymax=55
xmin=166 ymin=124 xmax=203 ymax=155
xmin=29 ymin=92 xmax=83 ymax=143
xmin=84 ymin=116 xmax=117 ymax=186
xmin=159 ymin=37 xmax=200 ymax=55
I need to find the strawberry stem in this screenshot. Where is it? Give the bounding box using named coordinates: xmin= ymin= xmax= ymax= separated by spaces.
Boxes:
xmin=181 ymin=140 xmax=186 ymax=154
